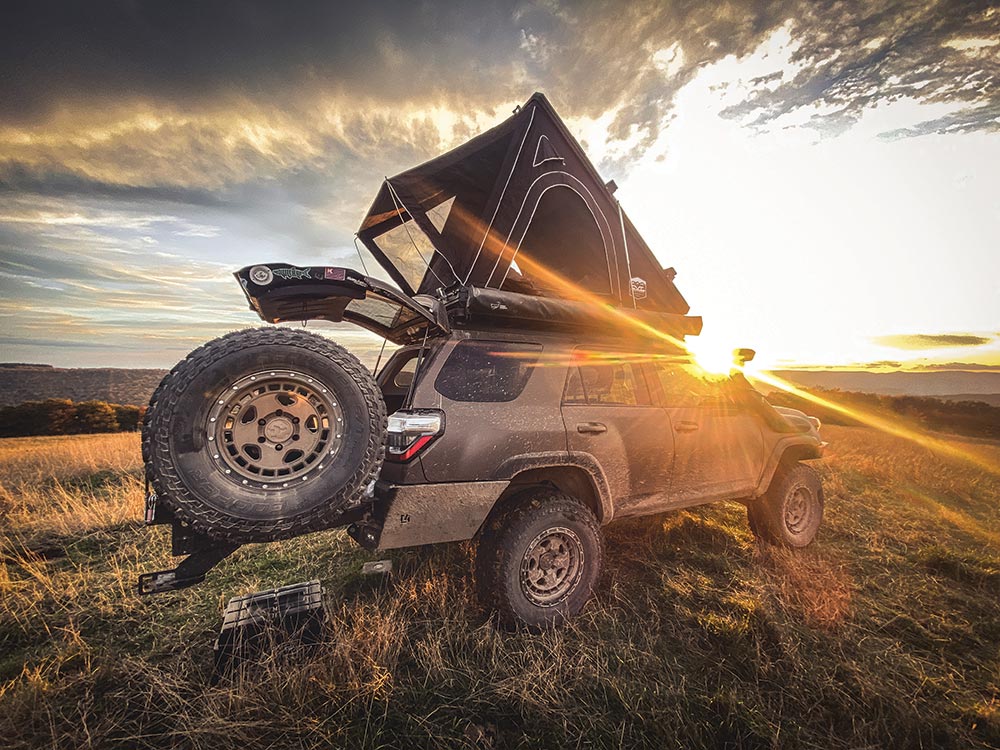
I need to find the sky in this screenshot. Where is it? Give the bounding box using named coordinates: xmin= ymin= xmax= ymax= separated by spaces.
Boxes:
xmin=1 ymin=0 xmax=998 ymax=370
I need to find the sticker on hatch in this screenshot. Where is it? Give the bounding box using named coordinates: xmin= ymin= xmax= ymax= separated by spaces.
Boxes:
xmin=273 ymin=267 xmax=313 ymax=280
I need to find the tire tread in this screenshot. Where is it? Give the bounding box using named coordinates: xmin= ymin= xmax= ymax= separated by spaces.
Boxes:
xmin=141 ymin=327 xmax=386 ymax=543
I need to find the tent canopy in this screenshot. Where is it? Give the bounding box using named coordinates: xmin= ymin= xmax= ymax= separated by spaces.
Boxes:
xmin=358 ymin=93 xmax=689 ymax=315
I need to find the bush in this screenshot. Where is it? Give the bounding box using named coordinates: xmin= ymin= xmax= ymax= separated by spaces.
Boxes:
xmin=0 ymin=399 xmax=146 ymax=437
xmin=69 ymin=400 xmax=119 ymax=434
xmin=0 ymin=399 xmax=76 ymax=437
xmin=113 ymin=403 xmax=145 ymax=431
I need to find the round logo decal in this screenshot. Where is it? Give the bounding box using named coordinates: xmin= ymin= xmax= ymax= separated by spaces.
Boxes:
xmin=630 ymin=276 xmax=647 ymax=300
xmin=249 ymin=265 xmax=273 ymax=286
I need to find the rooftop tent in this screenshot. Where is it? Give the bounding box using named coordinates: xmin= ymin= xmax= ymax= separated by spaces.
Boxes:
xmin=357 ymin=92 xmax=690 ymax=315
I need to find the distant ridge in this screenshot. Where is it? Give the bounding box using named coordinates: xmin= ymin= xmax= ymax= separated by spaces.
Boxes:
xmin=768 ymin=369 xmax=1000 ymax=398
xmin=1 ymin=364 xmax=997 ymax=409
xmin=937 ymin=393 xmax=1000 ymax=407
xmin=0 ymin=366 xmax=167 ymax=407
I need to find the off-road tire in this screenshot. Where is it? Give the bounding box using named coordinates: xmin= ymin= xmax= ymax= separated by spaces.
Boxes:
xmin=142 ymin=327 xmax=386 ymax=544
xmin=748 ymin=462 xmax=824 ymax=548
xmin=475 ymin=490 xmax=603 ymax=630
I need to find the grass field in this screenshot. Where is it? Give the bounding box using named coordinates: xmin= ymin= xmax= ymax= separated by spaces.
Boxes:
xmin=1 ymin=427 xmax=998 ymax=749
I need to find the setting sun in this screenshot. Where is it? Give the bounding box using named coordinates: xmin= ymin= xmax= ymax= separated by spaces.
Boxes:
xmin=685 ymin=338 xmax=740 ymax=376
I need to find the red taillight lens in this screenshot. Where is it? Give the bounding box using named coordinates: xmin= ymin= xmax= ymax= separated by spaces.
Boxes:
xmin=386 ymin=411 xmax=443 ymax=462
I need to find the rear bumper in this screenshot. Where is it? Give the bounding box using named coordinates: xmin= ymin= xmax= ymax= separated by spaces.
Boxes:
xmin=373 ymin=479 xmax=509 ymax=549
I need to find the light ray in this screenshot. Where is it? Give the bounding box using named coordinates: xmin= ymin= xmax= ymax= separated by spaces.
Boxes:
xmin=753 ymin=370 xmax=1000 ymax=476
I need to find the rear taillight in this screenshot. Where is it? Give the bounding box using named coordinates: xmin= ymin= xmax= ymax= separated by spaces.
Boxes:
xmin=386 ymin=410 xmax=444 ymax=462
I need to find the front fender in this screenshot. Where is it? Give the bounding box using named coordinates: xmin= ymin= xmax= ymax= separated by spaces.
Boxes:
xmin=754 ymin=435 xmax=825 ymax=497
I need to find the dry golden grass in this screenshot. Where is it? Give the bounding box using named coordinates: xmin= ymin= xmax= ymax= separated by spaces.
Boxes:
xmin=0 ymin=433 xmax=144 ymax=551
xmin=1 ymin=426 xmax=998 ymax=749
xmin=0 ymin=432 xmax=142 ymax=485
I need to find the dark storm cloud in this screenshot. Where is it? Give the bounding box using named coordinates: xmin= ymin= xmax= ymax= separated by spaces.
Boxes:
xmin=0 ymin=0 xmax=528 ymax=124
xmin=874 ymin=333 xmax=993 ymax=349
xmin=2 ymin=1 xmax=997 ymax=148
xmin=0 ymin=162 xmax=227 ymax=207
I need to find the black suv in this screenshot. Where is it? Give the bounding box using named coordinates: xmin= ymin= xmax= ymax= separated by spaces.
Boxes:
xmin=140 ymin=94 xmax=825 ymax=628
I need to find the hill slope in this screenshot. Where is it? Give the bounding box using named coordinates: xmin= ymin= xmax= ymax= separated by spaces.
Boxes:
xmin=0 ymin=365 xmax=166 ymax=407
xmin=770 ymin=368 xmax=1000 ymax=397
xmin=1 ymin=427 xmax=998 ymax=748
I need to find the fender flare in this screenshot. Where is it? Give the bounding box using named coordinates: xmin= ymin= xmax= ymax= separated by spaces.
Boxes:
xmin=492 ymin=451 xmax=615 ymax=522
xmin=754 ymin=435 xmax=824 ymax=497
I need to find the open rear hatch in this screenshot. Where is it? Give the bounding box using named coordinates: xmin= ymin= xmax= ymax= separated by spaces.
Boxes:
xmin=235 ymin=264 xmax=449 ymax=344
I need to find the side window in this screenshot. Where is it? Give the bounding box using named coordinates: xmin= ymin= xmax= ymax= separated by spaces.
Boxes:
xmin=563 ymin=366 xmax=587 ymax=404
xmin=653 ymin=364 xmax=720 ymax=406
xmin=435 ymin=341 xmax=542 ymax=403
xmin=563 ymin=363 xmax=651 ymax=406
xmin=392 ymin=356 xmax=418 ymax=388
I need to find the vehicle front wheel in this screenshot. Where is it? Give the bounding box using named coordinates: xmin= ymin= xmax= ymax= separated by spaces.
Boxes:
xmin=475 ymin=490 xmax=603 ymax=630
xmin=748 ymin=462 xmax=824 ymax=547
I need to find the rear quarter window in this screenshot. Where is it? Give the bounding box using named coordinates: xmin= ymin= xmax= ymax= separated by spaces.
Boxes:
xmin=434 ymin=340 xmax=542 ymax=402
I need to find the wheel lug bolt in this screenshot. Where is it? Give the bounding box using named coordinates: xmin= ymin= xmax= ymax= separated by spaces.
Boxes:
xmin=258 ymin=419 xmax=266 ymax=426
xmin=257 ymin=437 xmax=266 ymax=443
xmin=292 ymin=417 xmax=299 ymax=424
xmin=275 ymin=444 xmax=283 ymax=451
xmin=275 ymin=409 xmax=283 ymax=416
xmin=292 ymin=434 xmax=299 ymax=441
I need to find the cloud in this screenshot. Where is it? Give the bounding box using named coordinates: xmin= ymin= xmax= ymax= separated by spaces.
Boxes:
xmin=2 ymin=1 xmax=998 ymax=367
xmin=911 ymin=362 xmax=1000 ymax=371
xmin=873 ymin=333 xmax=993 ymax=349
xmin=0 ymin=2 xmax=995 ymax=230
xmin=858 ymin=360 xmax=905 ymax=369
xmin=2 ymin=2 xmax=998 ymax=166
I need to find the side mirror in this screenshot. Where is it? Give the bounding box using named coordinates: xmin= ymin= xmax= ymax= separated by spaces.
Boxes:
xmin=733 ymin=348 xmax=755 ymax=366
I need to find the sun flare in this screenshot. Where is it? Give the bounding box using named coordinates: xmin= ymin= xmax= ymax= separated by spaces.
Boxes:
xmin=686 ymin=340 xmax=737 ymax=376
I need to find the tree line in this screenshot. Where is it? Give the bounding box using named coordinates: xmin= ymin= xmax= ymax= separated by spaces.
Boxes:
xmin=765 ymin=388 xmax=1000 ymax=441
xmin=0 ymin=399 xmax=146 ymax=438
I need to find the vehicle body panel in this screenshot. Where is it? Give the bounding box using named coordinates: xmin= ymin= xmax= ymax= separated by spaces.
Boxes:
xmin=409 ymin=331 xmax=571 ymax=485
xmin=562 ymin=401 xmax=671 ymax=509
xmin=375 ymin=480 xmax=510 ymax=549
xmin=662 ymin=403 xmax=765 ymax=505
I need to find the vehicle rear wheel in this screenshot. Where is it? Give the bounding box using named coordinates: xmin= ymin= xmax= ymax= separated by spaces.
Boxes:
xmin=475 ymin=490 xmax=603 ymax=630
xmin=142 ymin=327 xmax=386 ymax=543
xmin=747 ymin=462 xmax=824 ymax=547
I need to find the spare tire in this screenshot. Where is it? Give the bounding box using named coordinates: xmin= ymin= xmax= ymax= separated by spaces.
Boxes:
xmin=142 ymin=327 xmax=386 ymax=543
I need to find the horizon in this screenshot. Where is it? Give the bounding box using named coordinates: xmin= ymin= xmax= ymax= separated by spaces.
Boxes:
xmin=2 ymin=3 xmax=998 ymax=371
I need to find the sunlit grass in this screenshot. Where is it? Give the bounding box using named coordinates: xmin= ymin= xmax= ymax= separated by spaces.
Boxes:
xmin=0 ymin=427 xmax=998 ymax=748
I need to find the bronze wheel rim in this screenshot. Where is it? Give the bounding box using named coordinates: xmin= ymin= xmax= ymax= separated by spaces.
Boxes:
xmin=206 ymin=370 xmax=344 ymax=490
xmin=519 ymin=526 xmax=585 ymax=607
xmin=784 ymin=485 xmax=815 ymax=535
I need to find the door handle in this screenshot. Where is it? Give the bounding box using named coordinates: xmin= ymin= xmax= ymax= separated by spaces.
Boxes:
xmin=675 ymin=421 xmax=699 ymax=433
xmin=577 ymin=421 xmax=607 ymax=434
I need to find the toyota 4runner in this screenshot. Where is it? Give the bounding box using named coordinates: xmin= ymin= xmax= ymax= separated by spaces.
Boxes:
xmin=139 ymin=93 xmax=825 ymax=629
